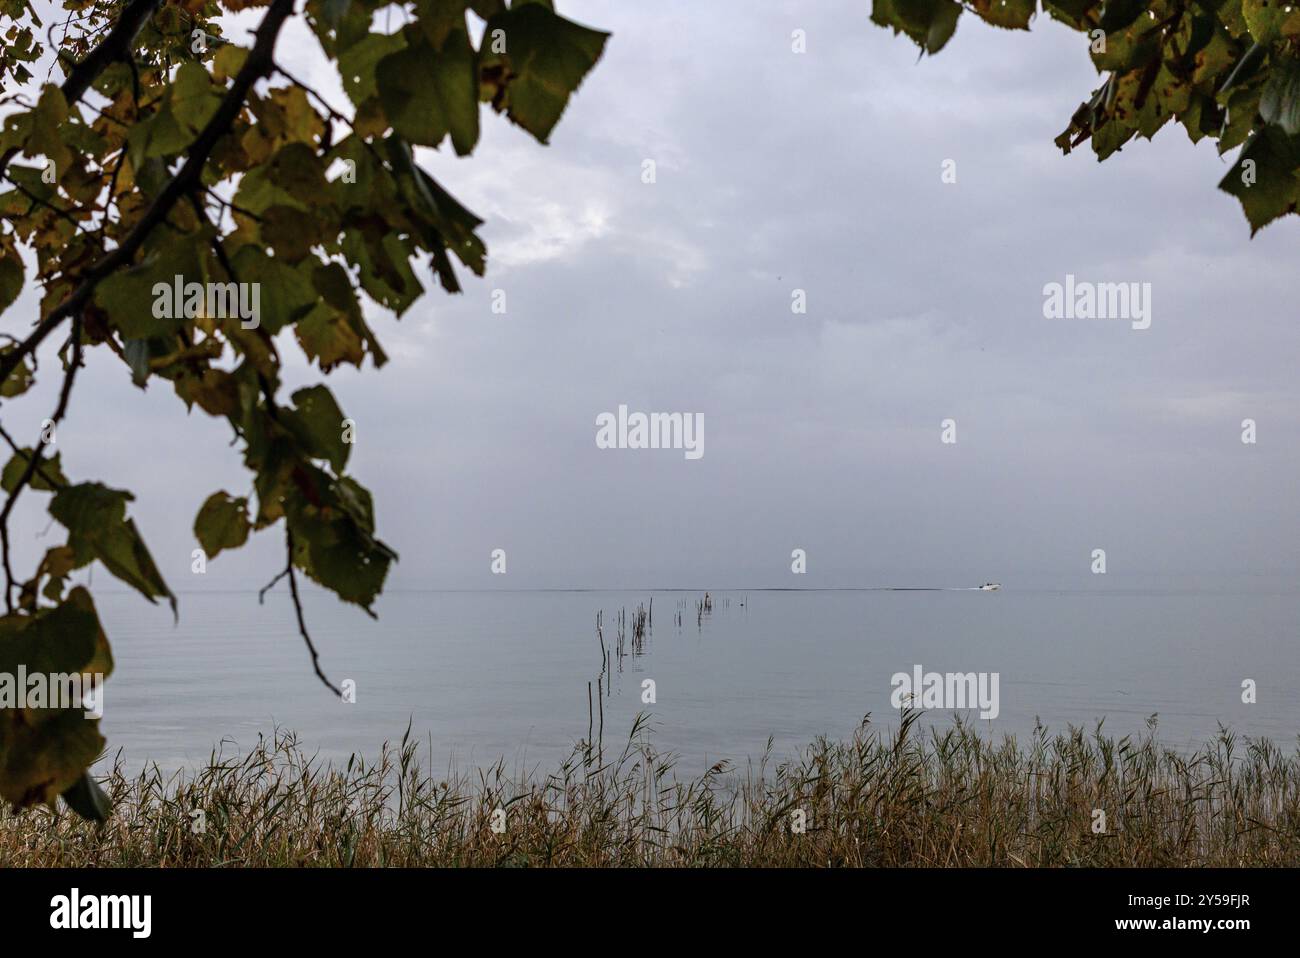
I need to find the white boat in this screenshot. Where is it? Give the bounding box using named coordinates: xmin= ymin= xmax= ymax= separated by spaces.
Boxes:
xmin=978 ymin=582 xmax=1001 ymax=591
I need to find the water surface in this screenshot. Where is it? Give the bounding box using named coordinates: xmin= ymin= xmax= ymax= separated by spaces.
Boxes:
xmin=94 ymin=582 xmax=1300 ymax=776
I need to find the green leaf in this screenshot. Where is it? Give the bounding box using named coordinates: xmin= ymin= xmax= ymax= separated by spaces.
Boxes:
xmin=1087 ymin=69 xmax=1151 ymax=158
xmin=1 ymin=449 xmax=67 ymax=493
xmin=342 ymin=226 xmax=424 ymax=315
xmin=0 ymin=238 xmax=22 ymax=317
xmin=229 ymin=245 xmax=317 ymax=334
xmin=213 ymin=43 xmax=249 ymax=82
xmin=1098 ymin=0 xmax=1144 ymax=33
xmin=293 ymin=517 xmax=394 ymax=611
xmin=170 ymin=60 xmax=223 ymax=136
xmin=969 ymin=0 xmax=1036 ymax=30
xmin=124 ymin=100 xmax=190 ymax=170
xmin=1092 ymin=23 xmax=1160 ymax=73
xmin=93 ymin=236 xmax=208 ymax=341
xmin=322 ymin=0 xmax=351 ymax=28
xmin=339 ymin=30 xmax=407 ymax=106
xmin=283 ymin=384 xmax=351 ymax=473
xmin=1179 ymin=91 xmax=1222 ymax=143
xmin=60 ymin=771 xmax=111 ymax=822
xmin=1243 ymin=0 xmax=1300 ymax=44
xmin=377 ymin=23 xmax=480 ymax=154
xmin=0 ymin=708 xmax=105 ymax=808
xmin=286 ymin=475 xmax=395 ymax=612
xmin=194 ymin=492 xmax=251 ymax=558
xmin=1259 ymin=54 xmax=1300 ymax=134
xmin=1200 ymin=32 xmax=1248 ymax=91
xmin=1042 ymin=0 xmax=1097 ymax=28
xmin=0 ymin=345 xmax=34 ymax=398
xmin=34 ymin=545 xmax=77 ymax=604
xmin=272 ymin=455 xmax=395 ymax=612
xmin=478 ymin=3 xmax=609 ymax=143
xmin=25 ymin=84 xmax=71 ymax=173
xmin=1216 ymin=41 xmax=1268 ymax=98
xmin=296 ymin=302 xmax=365 ymax=371
xmin=260 ymin=206 xmax=321 ymax=263
xmin=0 ymin=587 xmax=112 ymax=681
xmin=1218 ymin=126 xmax=1300 ymax=233
xmin=870 ymin=0 xmax=964 ymax=55
xmin=1219 ymin=84 xmax=1263 ymax=153
xmin=233 ymin=163 xmax=310 ymax=216
xmin=305 ymin=262 xmax=388 ymax=369
xmin=263 ymin=142 xmax=332 ymax=208
xmin=387 ymin=137 xmax=487 ymax=277
xmin=0 ymin=588 xmax=112 ymax=810
xmin=925 ymin=1 xmax=963 ymax=52
xmin=49 ymin=483 xmax=176 ymax=615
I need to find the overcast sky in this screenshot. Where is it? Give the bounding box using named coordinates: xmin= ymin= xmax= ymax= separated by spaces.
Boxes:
xmin=7 ymin=1 xmax=1300 ymax=605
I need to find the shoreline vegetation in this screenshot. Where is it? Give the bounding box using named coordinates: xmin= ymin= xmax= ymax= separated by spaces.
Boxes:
xmin=3 ymin=711 xmax=1298 ymax=867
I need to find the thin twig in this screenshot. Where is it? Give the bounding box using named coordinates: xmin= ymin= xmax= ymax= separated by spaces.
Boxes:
xmin=0 ymin=315 xmax=83 ymax=611
xmin=1 ymin=0 xmax=162 ymax=184
xmin=284 ymin=528 xmax=341 ymax=698
xmin=257 ymin=567 xmax=288 ymax=604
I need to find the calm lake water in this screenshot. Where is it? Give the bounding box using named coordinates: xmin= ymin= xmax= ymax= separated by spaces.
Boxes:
xmin=92 ymin=582 xmax=1300 ymax=777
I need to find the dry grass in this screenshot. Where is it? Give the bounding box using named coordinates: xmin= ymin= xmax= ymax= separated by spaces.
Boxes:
xmin=3 ymin=711 xmax=1299 ymax=866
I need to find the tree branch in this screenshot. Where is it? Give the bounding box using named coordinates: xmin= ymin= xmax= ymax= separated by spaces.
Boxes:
xmin=248 ymin=363 xmax=339 ymax=698
xmin=0 ymin=0 xmax=295 ymax=392
xmin=0 ymin=0 xmax=162 ymax=183
xmin=0 ymin=315 xmax=83 ymax=612
xmin=59 ymin=0 xmax=160 ymax=105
